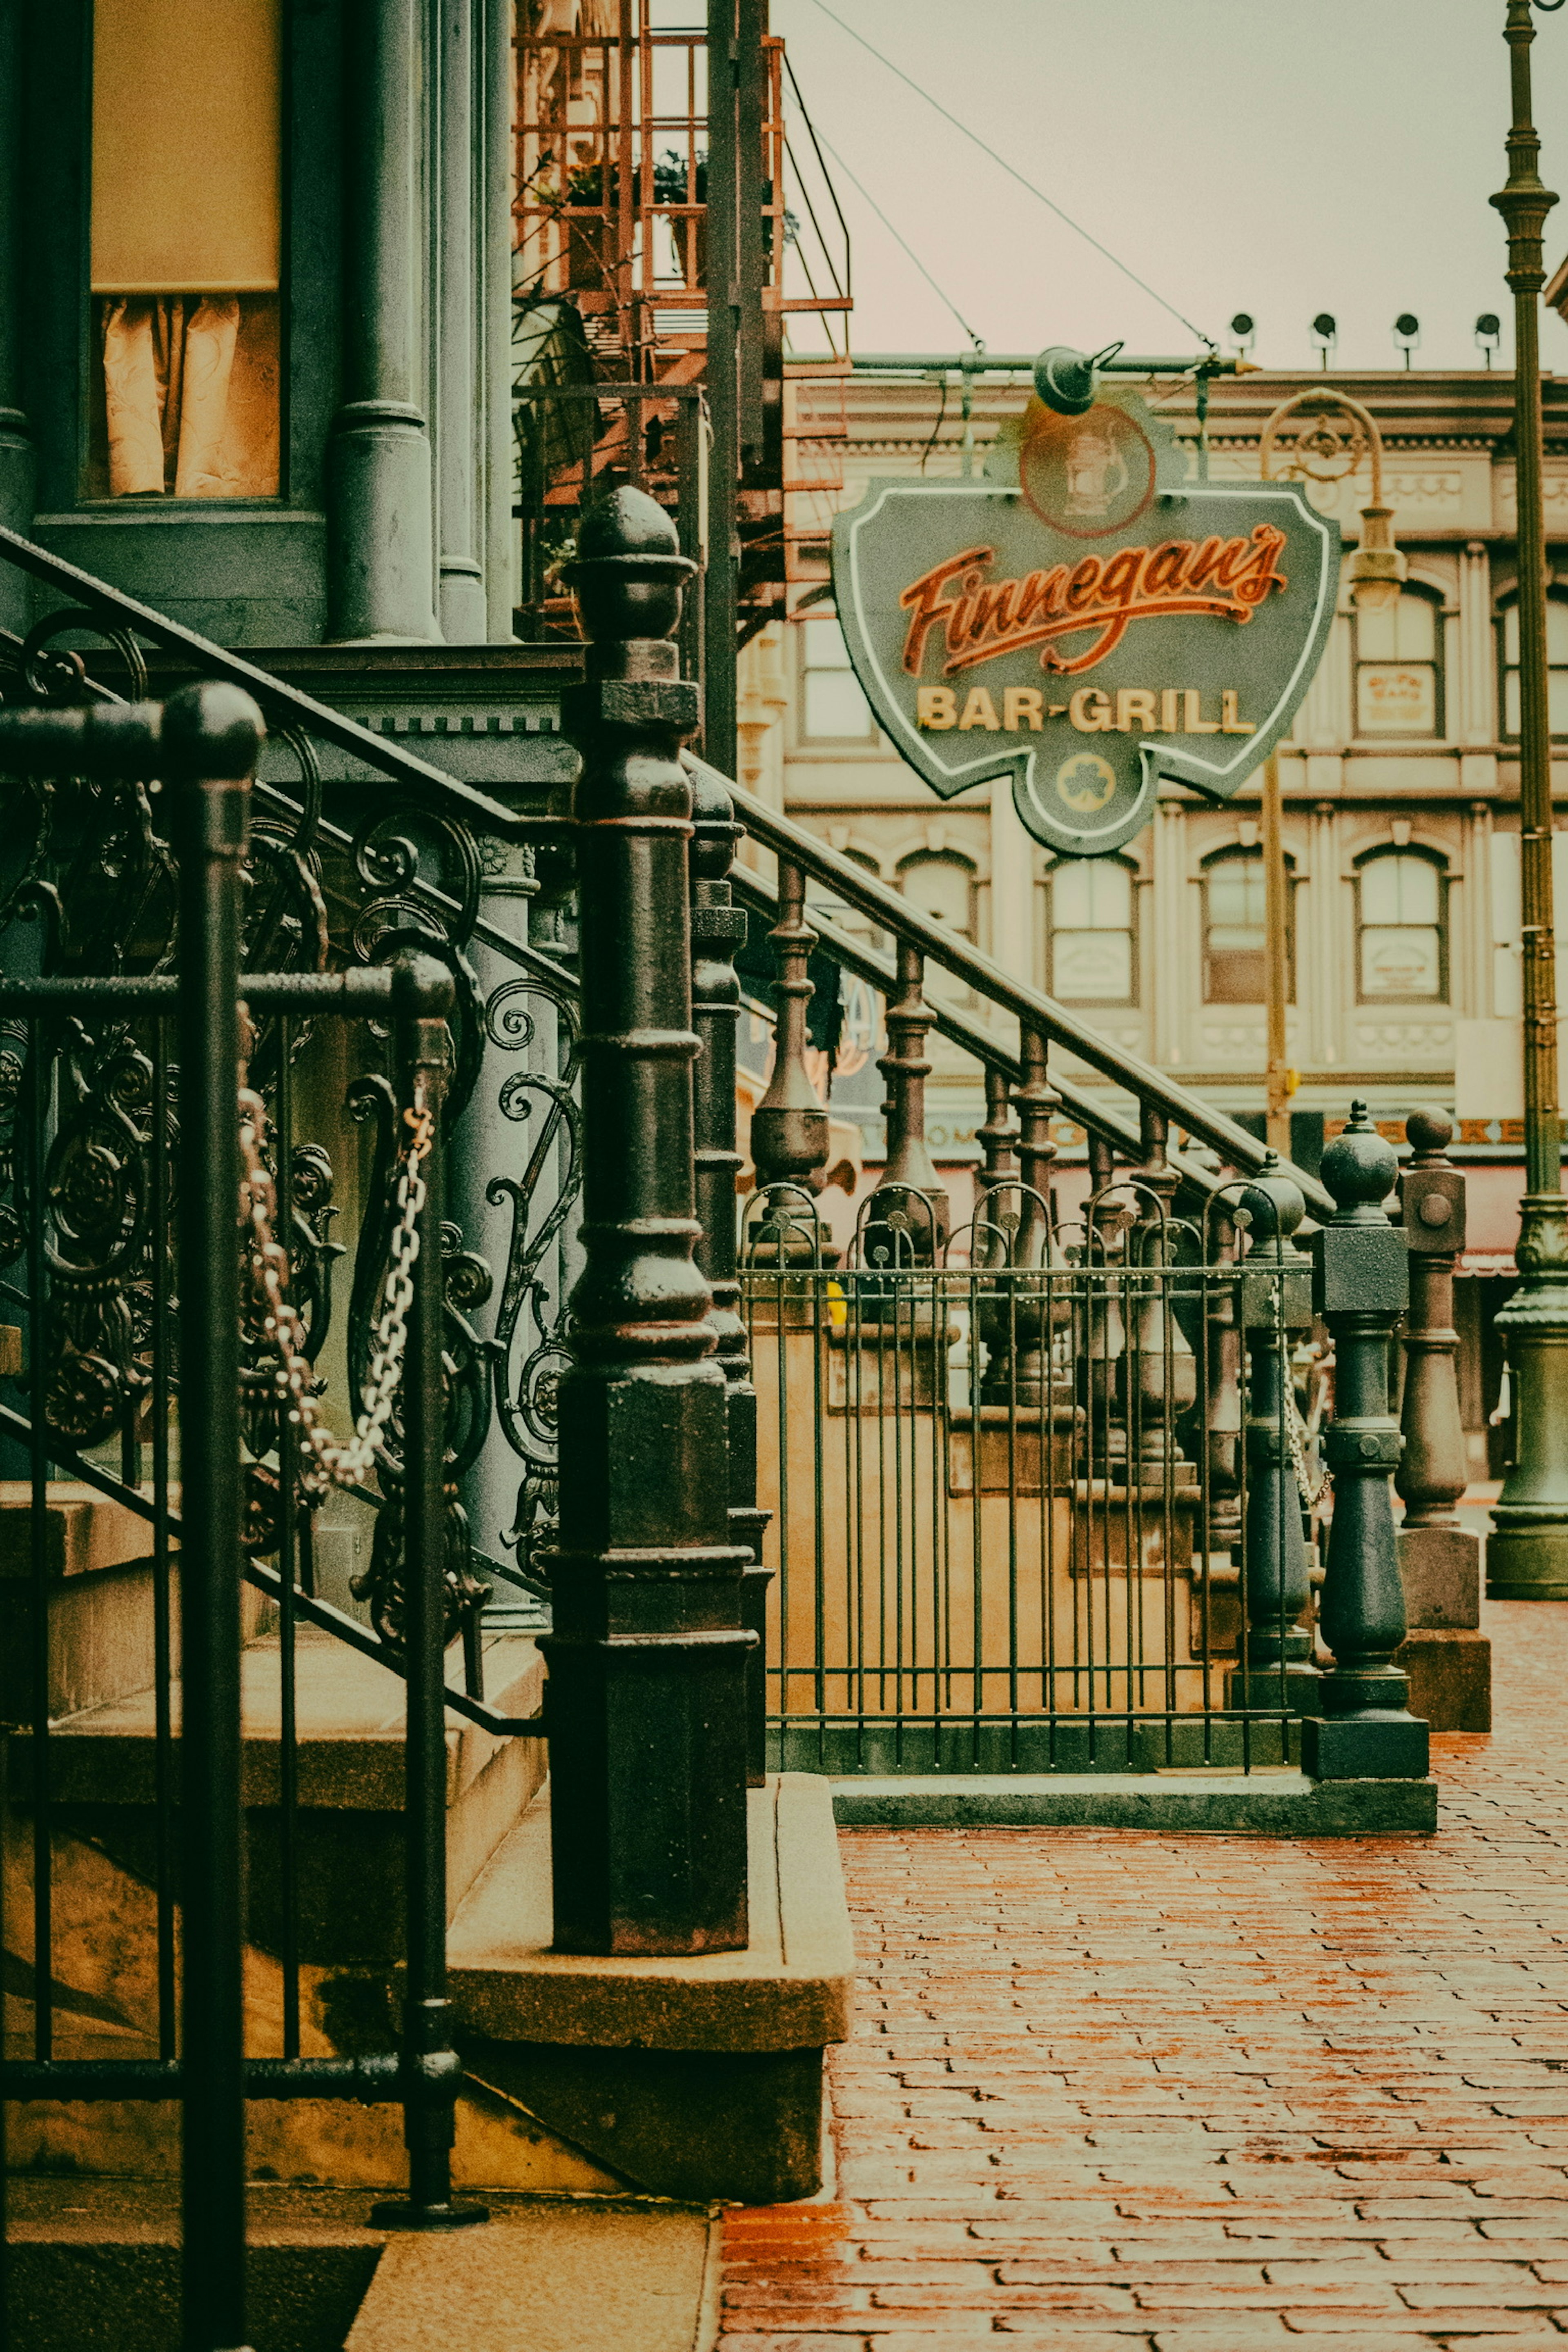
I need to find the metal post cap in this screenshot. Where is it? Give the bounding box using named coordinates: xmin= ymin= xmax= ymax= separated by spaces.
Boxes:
xmin=1236 ymin=1150 xmax=1306 ymax=1248
xmin=1321 ymin=1100 xmax=1399 ymax=1224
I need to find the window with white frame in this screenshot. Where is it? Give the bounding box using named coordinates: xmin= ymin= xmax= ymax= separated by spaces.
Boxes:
xmin=1357 ymin=849 xmax=1446 ymax=1001
xmin=1355 ymin=587 xmax=1442 ymax=737
xmin=1048 ymin=857 xmax=1136 ymax=1004
xmin=797 ymin=615 xmax=875 ymax=741
xmin=898 ymin=850 xmax=975 ymax=942
xmin=1501 ymin=593 xmax=1568 ymax=737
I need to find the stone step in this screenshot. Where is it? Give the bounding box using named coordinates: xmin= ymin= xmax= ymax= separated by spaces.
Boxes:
xmin=443 ymin=1772 xmax=854 ymax=2205
xmin=11 ymin=1628 xmax=547 ymax=1959
xmin=4 ymin=2177 xmax=717 ymax=2352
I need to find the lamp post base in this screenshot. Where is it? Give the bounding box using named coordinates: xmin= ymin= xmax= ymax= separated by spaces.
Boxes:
xmin=1485 ymin=1524 xmax=1568 ymax=1600
xmin=1489 ymin=1195 xmax=1568 ymax=1598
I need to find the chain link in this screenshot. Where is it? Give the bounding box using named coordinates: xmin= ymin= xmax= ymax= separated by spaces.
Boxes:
xmin=238 ymin=1087 xmax=432 ymax=1497
xmin=1286 ymin=1386 xmax=1330 ymax=1510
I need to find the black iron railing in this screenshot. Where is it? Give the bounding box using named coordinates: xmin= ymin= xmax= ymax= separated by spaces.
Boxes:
xmin=0 ymin=689 xmax=523 ymax=2345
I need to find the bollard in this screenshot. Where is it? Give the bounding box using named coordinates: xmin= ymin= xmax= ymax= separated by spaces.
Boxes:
xmin=1229 ymin=1156 xmax=1319 ymax=1713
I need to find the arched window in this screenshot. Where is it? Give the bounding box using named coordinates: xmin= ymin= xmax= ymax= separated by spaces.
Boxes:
xmin=1048 ymin=857 xmax=1136 ymax=1004
xmin=797 ymin=615 xmax=875 ymax=741
xmin=1203 ymin=847 xmax=1293 ymax=1004
xmin=1355 ymin=586 xmax=1443 ymax=737
xmin=898 ymin=851 xmax=975 ymax=942
xmin=1356 ymin=849 xmax=1446 ymax=1002
xmin=1501 ymin=592 xmax=1568 ymax=737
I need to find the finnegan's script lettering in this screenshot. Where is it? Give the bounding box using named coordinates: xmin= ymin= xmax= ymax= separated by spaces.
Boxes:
xmin=899 ymin=526 xmax=1290 ymax=680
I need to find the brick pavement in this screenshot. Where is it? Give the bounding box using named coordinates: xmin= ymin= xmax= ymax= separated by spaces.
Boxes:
xmin=720 ymin=1602 xmax=1568 ymax=2351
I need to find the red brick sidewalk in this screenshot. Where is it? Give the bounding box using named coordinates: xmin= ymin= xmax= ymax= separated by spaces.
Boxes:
xmin=721 ymin=1602 xmax=1568 ymax=2350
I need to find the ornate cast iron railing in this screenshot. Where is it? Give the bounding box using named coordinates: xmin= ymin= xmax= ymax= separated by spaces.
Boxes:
xmin=0 ymin=526 xmax=585 ymax=1693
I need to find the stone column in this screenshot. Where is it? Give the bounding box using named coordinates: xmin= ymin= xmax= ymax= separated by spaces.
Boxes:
xmin=481 ymin=0 xmax=517 ymax=642
xmin=328 ymin=0 xmax=441 ymax=644
xmin=1305 ymin=1104 xmax=1429 ymax=1780
xmin=1397 ymin=1109 xmax=1490 ymax=1729
xmin=547 ymin=487 xmax=750 ymax=1955
xmin=434 ymin=0 xmax=488 ymax=643
xmin=0 ymin=0 xmax=34 ymax=631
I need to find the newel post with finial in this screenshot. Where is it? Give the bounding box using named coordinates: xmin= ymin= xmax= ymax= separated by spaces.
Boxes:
xmin=1304 ymin=1102 xmax=1429 ymax=1781
xmin=546 ymin=487 xmax=752 ymax=1956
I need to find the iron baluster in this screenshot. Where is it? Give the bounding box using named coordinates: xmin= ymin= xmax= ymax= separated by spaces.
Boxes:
xmin=167 ymin=682 xmax=267 ymax=2352
xmin=864 ymin=940 xmax=947 ymax=1267
xmin=1397 ymin=1109 xmax=1469 ymax=1531
xmin=1126 ymin=1105 xmax=1196 ymax=1476
xmin=749 ymin=853 xmax=831 ymax=1217
xmin=548 ymin=485 xmax=751 ymax=1956
xmin=371 ymin=956 xmax=487 ymax=2232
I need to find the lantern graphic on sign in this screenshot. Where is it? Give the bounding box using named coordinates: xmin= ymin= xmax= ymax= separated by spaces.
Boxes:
xmin=1064 ymin=428 xmax=1129 ymax=521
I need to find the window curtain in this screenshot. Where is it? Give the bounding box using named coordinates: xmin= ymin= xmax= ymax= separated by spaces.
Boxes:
xmin=102 ymin=295 xmax=241 ymax=497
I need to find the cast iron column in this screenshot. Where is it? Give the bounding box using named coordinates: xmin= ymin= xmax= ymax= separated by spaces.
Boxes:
xmin=1305 ymin=1104 xmax=1429 ymax=1780
xmin=1489 ymin=0 xmax=1568 ymax=1597
xmin=434 ymin=0 xmax=488 ymax=643
xmin=690 ymin=757 xmax=771 ymax=1786
xmin=1230 ymin=1157 xmax=1319 ymax=1711
xmin=547 ymin=486 xmax=751 ymax=1955
xmin=704 ymin=0 xmax=740 ymax=773
xmin=328 ymin=0 xmax=440 ymax=642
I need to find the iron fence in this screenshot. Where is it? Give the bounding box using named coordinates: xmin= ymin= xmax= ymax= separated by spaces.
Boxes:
xmin=745 ymin=1176 xmax=1324 ymax=1776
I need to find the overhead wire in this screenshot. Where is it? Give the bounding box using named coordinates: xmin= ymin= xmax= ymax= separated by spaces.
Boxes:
xmin=797 ymin=0 xmax=1216 ymax=350
xmin=814 ymin=131 xmax=986 ymax=353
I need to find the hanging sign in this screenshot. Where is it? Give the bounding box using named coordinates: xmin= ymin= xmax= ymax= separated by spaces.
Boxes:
xmin=830 ymin=385 xmax=1341 ymax=857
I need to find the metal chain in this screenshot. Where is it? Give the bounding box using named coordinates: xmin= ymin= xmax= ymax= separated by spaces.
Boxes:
xmin=238 ymin=1087 xmax=432 ymax=1496
xmin=1286 ymin=1385 xmax=1330 ymax=1510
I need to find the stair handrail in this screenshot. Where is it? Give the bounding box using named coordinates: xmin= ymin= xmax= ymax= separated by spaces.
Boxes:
xmin=0 ymin=524 xmax=571 ymax=844
xmin=702 ymin=757 xmax=1333 ymax=1218
xmin=729 ymin=861 xmax=1222 ymax=1198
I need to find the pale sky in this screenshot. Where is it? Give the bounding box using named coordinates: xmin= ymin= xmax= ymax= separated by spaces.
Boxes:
xmin=771 ymin=0 xmax=1568 ymax=377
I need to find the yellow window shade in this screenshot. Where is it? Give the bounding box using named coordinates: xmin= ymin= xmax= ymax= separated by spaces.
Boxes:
xmin=91 ymin=0 xmax=283 ymax=295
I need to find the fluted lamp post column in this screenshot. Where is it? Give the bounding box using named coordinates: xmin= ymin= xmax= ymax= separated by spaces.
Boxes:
xmin=1488 ymin=0 xmax=1568 ymax=1600
xmin=547 ymin=487 xmax=752 ymax=1955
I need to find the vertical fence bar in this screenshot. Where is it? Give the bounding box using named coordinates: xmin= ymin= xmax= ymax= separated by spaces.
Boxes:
xmin=275 ymin=1016 xmax=301 ymax=2061
xmin=25 ymin=1016 xmax=49 ymax=2066
xmin=152 ymin=1020 xmax=178 ymax=2055
xmin=373 ymin=954 xmax=487 ymax=2231
xmin=168 ymin=681 xmax=265 ymax=2352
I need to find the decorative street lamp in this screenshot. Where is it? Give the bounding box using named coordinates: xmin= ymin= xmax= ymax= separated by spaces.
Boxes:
xmin=1258 ymin=390 xmax=1407 ymax=1154
xmin=1487 ymin=0 xmax=1568 ymax=1601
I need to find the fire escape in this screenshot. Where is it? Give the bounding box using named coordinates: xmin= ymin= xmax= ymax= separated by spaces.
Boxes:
xmin=512 ymin=0 xmax=851 ymax=750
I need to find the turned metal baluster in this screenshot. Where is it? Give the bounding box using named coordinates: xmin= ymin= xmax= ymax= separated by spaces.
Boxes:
xmin=1306 ymin=1102 xmax=1429 ymax=1782
xmin=749 ymin=857 xmax=829 ymax=1203
xmin=1397 ymin=1108 xmax=1468 ymax=1530
xmin=863 ymin=940 xmax=948 ymax=1267
xmin=974 ymin=1062 xmax=1018 ymax=1228
xmin=548 ymin=486 xmax=751 ymax=1954
xmin=690 ymin=760 xmax=771 ymax=1788
xmin=1189 ymin=1142 xmax=1243 ymax=1559
xmin=1126 ymin=1104 xmax=1196 ymax=1474
xmin=1085 ymin=1129 xmax=1129 ymax=1472
xmin=1230 ymin=1156 xmax=1320 ymax=1711
xmin=983 ymin=1025 xmax=1059 ymax=1405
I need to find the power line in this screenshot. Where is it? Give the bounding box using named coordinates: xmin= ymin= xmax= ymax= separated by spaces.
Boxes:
xmin=798 ymin=0 xmax=1216 ymax=351
xmin=815 ymin=132 xmax=985 ymax=352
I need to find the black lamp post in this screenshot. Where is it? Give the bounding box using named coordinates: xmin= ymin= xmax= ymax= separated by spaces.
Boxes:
xmin=1488 ymin=0 xmax=1568 ymax=1601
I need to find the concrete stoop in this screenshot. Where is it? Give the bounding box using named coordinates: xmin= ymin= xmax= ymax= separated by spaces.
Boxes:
xmin=445 ymin=1772 xmax=856 ymax=2205
xmin=3 ymin=2180 xmax=721 ymax=2352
